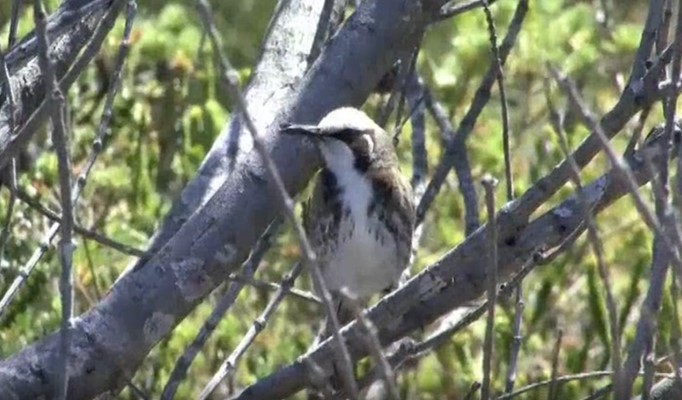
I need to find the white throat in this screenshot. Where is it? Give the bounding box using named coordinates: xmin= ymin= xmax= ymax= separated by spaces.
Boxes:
xmin=320 ymin=140 xmax=372 ymax=217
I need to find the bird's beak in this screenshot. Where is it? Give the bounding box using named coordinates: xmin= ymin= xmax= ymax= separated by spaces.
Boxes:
xmin=280 ymin=123 xmax=323 ymax=138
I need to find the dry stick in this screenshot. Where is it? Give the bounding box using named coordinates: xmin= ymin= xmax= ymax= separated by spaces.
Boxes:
xmin=202 ymin=262 xmax=306 ymax=399
xmin=545 ymin=80 xmax=622 ymax=392
xmin=7 ymin=0 xmax=22 ymax=47
xmin=642 ymin=338 xmax=657 ymax=400
xmin=0 ymin=0 xmax=130 ymax=318
xmin=11 ymin=188 xmax=147 ymax=258
xmin=161 ymin=220 xmax=283 ymax=400
xmin=437 ymin=0 xmax=498 ymax=21
xmin=33 ymin=1 xmax=75 ymax=399
xmin=480 ymin=175 xmax=498 ymax=400
xmin=226 ymin=274 xmax=321 ymax=304
xmin=547 ymin=329 xmax=564 ymax=400
xmin=619 ymin=178 xmax=674 ymax=397
xmin=195 ymin=1 xmax=358 ymax=398
xmin=668 ymin=0 xmax=682 ymax=386
xmin=0 ymin=159 xmax=17 ymax=264
xmin=340 ymin=288 xmax=400 ymax=400
xmin=416 ymin=0 xmax=527 ymax=225
xmin=423 ymin=88 xmax=480 ymax=235
xmin=496 ymin=371 xmax=670 ymax=400
xmin=481 ymin=1 xmax=522 ymax=393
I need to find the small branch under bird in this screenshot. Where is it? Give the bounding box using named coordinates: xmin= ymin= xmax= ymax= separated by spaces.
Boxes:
xmin=282 ymin=107 xmax=416 ymax=335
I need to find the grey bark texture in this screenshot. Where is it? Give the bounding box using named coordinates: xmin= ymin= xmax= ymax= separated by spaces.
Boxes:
xmin=0 ymin=0 xmax=123 ymax=170
xmin=0 ymin=0 xmax=444 ymax=398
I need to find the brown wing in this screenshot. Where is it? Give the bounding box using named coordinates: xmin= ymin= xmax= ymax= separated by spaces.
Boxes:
xmin=367 ymin=167 xmax=416 ymax=270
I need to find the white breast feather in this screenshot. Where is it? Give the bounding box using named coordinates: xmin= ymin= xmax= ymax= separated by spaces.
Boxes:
xmin=319 ymin=141 xmax=400 ymax=297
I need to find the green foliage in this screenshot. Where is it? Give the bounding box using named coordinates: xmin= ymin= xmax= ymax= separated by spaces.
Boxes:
xmin=1 ymin=1 xmax=680 ymax=399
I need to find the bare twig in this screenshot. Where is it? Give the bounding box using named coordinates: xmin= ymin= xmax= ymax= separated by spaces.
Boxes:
xmin=7 ymin=0 xmax=22 ymax=47
xmin=482 ymin=1 xmax=522 ymax=392
xmin=481 ymin=175 xmax=498 ymax=400
xmin=545 ymin=77 xmax=622 ymax=390
xmin=423 ymin=86 xmax=480 ymax=235
xmin=226 ymin=274 xmax=321 ymax=304
xmin=12 ymin=187 xmax=147 ymax=258
xmin=437 ymin=0 xmax=498 ymax=21
xmin=33 ymin=1 xmax=75 ymax=398
xmin=417 ymin=0 xmax=528 ymax=224
xmin=547 ymin=329 xmax=564 ymax=400
xmin=201 ymin=262 xmax=305 ymax=398
xmin=0 ymin=159 xmax=17 ymax=265
xmin=162 ymin=220 xmax=283 ymax=400
xmin=340 ymin=289 xmax=400 ymax=400
xmin=497 ymin=371 xmax=670 ymax=400
xmin=195 ymin=0 xmax=358 ymax=397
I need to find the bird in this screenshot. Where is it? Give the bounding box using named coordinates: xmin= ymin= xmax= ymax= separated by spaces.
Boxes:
xmin=281 ymin=107 xmax=416 ymax=335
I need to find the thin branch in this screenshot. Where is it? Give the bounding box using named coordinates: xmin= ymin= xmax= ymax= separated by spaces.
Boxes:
xmin=423 ymin=87 xmax=480 ymax=235
xmin=545 ymin=76 xmax=622 ymax=390
xmin=12 ymin=187 xmax=147 ymax=258
xmin=33 ymin=1 xmax=75 ymax=398
xmin=497 ymin=371 xmax=670 ymax=400
xmin=0 ymin=159 xmax=18 ymax=265
xmin=417 ymin=0 xmax=528 ymax=224
xmin=340 ymin=289 xmax=400 ymax=400
xmin=195 ymin=0 xmax=358 ymax=397
xmin=437 ymin=0 xmax=498 ymax=21
xmin=7 ymin=0 xmax=22 ymax=47
xmin=547 ymin=329 xmax=564 ymax=400
xmin=201 ymin=262 xmax=305 ymax=398
xmin=480 ymin=175 xmax=498 ymax=400
xmin=225 ymin=274 xmax=321 ymax=304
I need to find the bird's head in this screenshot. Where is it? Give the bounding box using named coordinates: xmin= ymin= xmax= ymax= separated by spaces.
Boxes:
xmin=281 ymin=107 xmax=396 ymax=173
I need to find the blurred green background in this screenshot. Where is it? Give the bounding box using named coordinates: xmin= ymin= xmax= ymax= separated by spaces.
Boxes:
xmin=0 ymin=0 xmax=677 ymax=399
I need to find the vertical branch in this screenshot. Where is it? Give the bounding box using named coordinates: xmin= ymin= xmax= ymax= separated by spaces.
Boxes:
xmin=480 ymin=175 xmax=498 ymax=400
xmin=340 ymin=288 xmax=400 ymax=400
xmin=0 ymin=158 xmax=17 ymax=265
xmin=195 ymin=0 xmax=358 ymax=397
xmin=33 ymin=1 xmax=74 ymax=398
xmin=547 ymin=329 xmax=564 ymax=400
xmin=545 ymin=76 xmax=622 ymax=391
xmin=482 ymin=1 xmax=523 ymax=393
xmin=7 ymin=0 xmax=22 ymax=47
xmin=416 ymin=0 xmax=528 ymax=225
xmin=423 ymin=89 xmax=480 ymax=235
